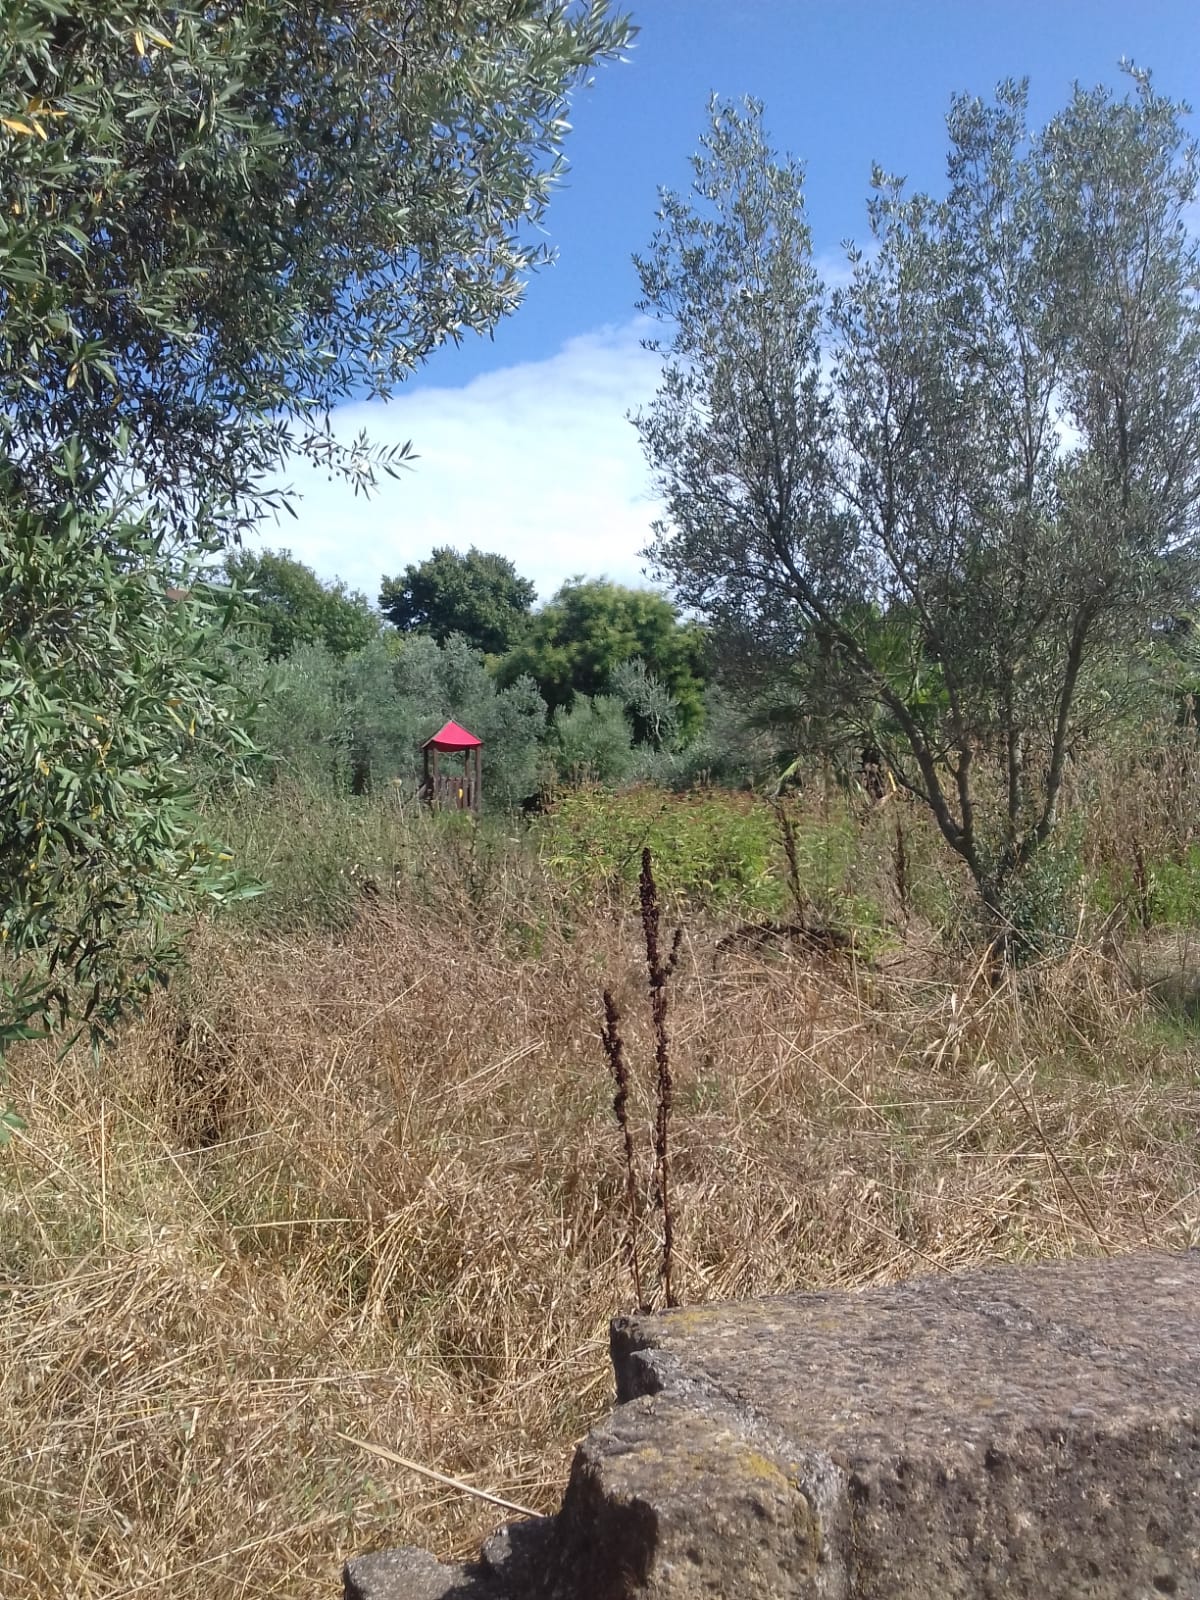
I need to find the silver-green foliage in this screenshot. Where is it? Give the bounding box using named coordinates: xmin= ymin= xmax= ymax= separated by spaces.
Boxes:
xmin=0 ymin=1 xmax=628 ymax=1045
xmin=635 ymin=76 xmax=1200 ymax=940
xmin=2 ymin=1 xmax=633 ymax=523
xmin=0 ymin=462 xmax=254 ymax=1053
xmin=551 ymin=695 xmax=636 ymax=783
xmin=609 ymin=657 xmax=681 ymax=750
xmin=248 ymin=634 xmax=547 ymax=812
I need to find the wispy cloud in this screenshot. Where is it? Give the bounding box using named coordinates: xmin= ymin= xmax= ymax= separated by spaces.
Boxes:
xmin=251 ymin=321 xmax=666 ymax=604
xmin=813 ymin=245 xmax=859 ymax=292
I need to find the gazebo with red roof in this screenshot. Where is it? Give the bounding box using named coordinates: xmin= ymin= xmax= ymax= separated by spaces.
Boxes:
xmin=421 ymin=720 xmax=483 ymax=815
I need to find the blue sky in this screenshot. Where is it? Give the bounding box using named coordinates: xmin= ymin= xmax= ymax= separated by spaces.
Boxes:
xmin=259 ymin=0 xmax=1200 ymax=605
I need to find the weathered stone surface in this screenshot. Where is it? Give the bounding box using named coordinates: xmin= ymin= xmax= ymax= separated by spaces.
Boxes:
xmin=344 ymin=1516 xmax=559 ymax=1600
xmin=600 ymin=1250 xmax=1200 ymax=1598
xmin=343 ymin=1547 xmax=478 ymax=1600
xmin=346 ymin=1250 xmax=1200 ymax=1598
xmin=544 ymin=1387 xmax=845 ymax=1599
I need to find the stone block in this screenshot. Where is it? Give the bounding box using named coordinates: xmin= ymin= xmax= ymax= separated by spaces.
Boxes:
xmin=346 ymin=1251 xmax=1200 ymax=1598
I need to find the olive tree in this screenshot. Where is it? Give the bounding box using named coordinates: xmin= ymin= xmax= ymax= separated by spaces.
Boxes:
xmin=4 ymin=1 xmax=633 ymax=527
xmin=0 ymin=468 xmax=257 ymax=1058
xmin=635 ymin=79 xmax=1200 ymax=949
xmin=0 ymin=1 xmax=630 ymax=1055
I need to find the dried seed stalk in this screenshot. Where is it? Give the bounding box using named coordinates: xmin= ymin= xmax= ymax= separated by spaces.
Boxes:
xmin=600 ymin=987 xmax=644 ymax=1312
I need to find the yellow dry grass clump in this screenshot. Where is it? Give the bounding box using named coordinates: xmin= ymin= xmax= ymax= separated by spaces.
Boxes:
xmin=2 ymin=861 xmax=1199 ymax=1597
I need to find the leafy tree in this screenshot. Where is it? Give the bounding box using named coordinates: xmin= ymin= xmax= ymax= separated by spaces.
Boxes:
xmin=225 ymin=548 xmax=378 ymax=660
xmin=0 ymin=466 xmax=254 ymax=1056
xmin=609 ymin=657 xmax=681 ymax=748
xmin=635 ymin=83 xmax=1200 ymax=951
xmin=251 ymin=634 xmax=547 ymax=810
xmin=0 ymin=0 xmax=630 ymax=1046
xmin=238 ymin=643 xmax=352 ymax=793
xmin=498 ymin=579 xmax=709 ymax=738
xmin=666 ymin=684 xmax=783 ymax=790
xmin=550 ymin=695 xmax=636 ymax=783
xmin=244 ymin=637 xmax=416 ymax=796
xmin=380 ymin=547 xmax=537 ymax=655
xmin=3 ymin=1 xmax=633 ymax=528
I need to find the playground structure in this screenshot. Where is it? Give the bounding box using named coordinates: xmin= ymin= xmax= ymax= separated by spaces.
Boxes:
xmin=421 ymin=720 xmax=482 ymax=814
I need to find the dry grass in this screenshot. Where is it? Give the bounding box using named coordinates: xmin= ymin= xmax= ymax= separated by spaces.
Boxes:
xmin=3 ymin=842 xmax=1200 ymax=1597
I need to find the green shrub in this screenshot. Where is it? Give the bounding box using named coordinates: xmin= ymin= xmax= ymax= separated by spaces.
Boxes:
xmin=1095 ymin=843 xmax=1200 ymax=930
xmin=550 ymin=696 xmax=636 ymax=784
xmin=992 ymin=839 xmax=1084 ymax=963
xmin=242 ymin=633 xmax=546 ymax=808
xmin=535 ymin=787 xmax=786 ymax=917
xmin=0 ymin=484 xmax=254 ymax=1050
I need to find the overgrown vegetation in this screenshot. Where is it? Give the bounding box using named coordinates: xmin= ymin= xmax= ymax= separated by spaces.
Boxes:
xmin=4 ymin=753 xmax=1200 ymax=1593
xmin=0 ymin=482 xmax=256 ymax=1052
xmin=0 ymin=0 xmax=631 ymax=1041
xmin=5 ymin=28 xmax=1200 ymax=1598
xmin=635 ymin=79 xmax=1200 ymax=949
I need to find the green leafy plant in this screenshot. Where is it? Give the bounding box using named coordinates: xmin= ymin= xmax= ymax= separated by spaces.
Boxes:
xmin=0 ymin=462 xmax=256 ymax=1054
xmin=537 ymin=786 xmax=788 ymax=916
xmin=2 ymin=2 xmax=633 ymax=530
xmin=550 ymin=695 xmax=636 ymax=784
xmin=0 ymin=1 xmax=630 ymax=1051
xmin=635 ymin=80 xmax=1200 ymax=958
xmin=224 ymin=549 xmax=379 ymax=661
xmin=498 ymin=578 xmax=709 ymax=740
xmin=380 ymin=547 xmax=537 ymax=656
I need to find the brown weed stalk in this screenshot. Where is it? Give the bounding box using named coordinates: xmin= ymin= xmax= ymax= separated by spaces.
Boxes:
xmin=771 ymin=795 xmax=807 ymax=921
xmin=639 ymin=847 xmax=681 ymax=1310
xmin=599 ymin=988 xmax=644 ymax=1312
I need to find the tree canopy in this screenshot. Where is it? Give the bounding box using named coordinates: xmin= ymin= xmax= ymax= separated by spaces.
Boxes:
xmin=3 ymin=1 xmax=633 ymax=530
xmin=498 ymin=578 xmax=709 ymax=739
xmin=379 ymin=546 xmax=537 ymax=655
xmin=635 ymin=79 xmax=1200 ymax=948
xmin=0 ymin=0 xmax=631 ymax=1049
xmin=249 ymin=633 xmax=546 ymax=809
xmin=226 ymin=548 xmax=378 ymax=660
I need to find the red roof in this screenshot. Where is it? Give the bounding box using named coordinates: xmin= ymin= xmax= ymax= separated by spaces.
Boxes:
xmin=423 ymin=719 xmax=482 ymax=751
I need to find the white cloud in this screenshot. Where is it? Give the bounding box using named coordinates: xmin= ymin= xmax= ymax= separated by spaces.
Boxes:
xmin=813 ymin=246 xmax=858 ymax=292
xmin=251 ymin=320 xmax=667 ymax=604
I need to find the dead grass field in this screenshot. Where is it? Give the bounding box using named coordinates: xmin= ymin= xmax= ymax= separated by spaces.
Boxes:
xmin=3 ymin=814 xmax=1200 ymax=1597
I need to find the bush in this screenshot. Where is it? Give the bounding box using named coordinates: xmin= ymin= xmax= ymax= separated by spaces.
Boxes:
xmin=0 ymin=481 xmax=254 ymax=1050
xmin=992 ymin=838 xmax=1084 ymax=963
xmin=637 ymin=685 xmax=783 ymax=791
xmin=550 ymin=696 xmax=636 ymax=784
xmin=242 ymin=638 xmax=415 ymax=793
xmin=242 ymin=633 xmax=546 ymax=809
xmin=535 ymin=787 xmax=787 ymax=916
